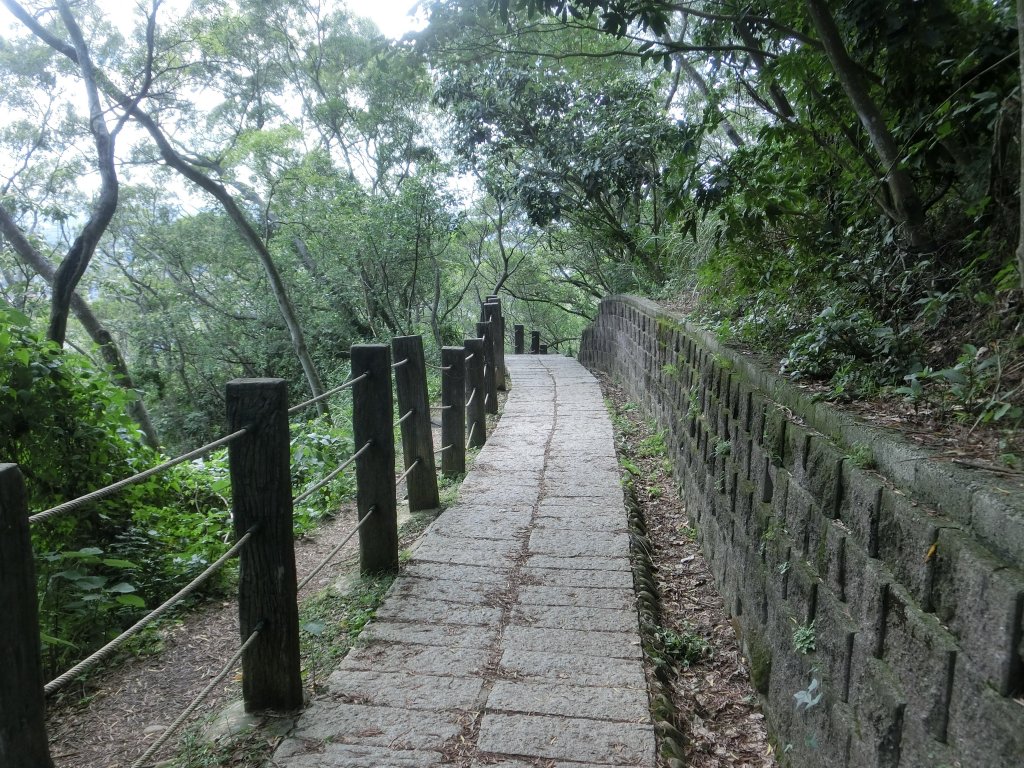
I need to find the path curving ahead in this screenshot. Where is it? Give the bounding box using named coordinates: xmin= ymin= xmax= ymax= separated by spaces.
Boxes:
xmin=270 ymin=355 xmax=655 ymax=768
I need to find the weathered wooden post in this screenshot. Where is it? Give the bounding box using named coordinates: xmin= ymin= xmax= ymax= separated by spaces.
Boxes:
xmin=227 ymin=379 xmax=303 ymax=712
xmin=514 ymin=324 xmax=525 ymax=354
xmin=0 ymin=465 xmax=54 ymax=768
xmin=484 ymin=299 xmax=507 ymax=391
xmin=351 ymin=344 xmax=399 ymax=574
xmin=477 ymin=320 xmax=499 ymax=415
xmin=392 ymin=335 xmax=439 ymax=511
xmin=530 ymin=330 xmax=541 ymax=354
xmin=440 ymin=346 xmax=466 ymax=476
xmin=540 ymin=344 xmax=548 ymax=354
xmin=464 ymin=337 xmax=487 ymax=448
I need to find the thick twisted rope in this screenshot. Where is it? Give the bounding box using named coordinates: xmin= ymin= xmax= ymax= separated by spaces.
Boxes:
xmin=30 ymin=429 xmax=249 ymax=525
xmin=293 ymin=441 xmax=372 ymax=505
xmin=297 ymin=507 xmax=376 ymax=592
xmin=128 ymin=622 xmax=264 ymax=768
xmin=396 ymin=458 xmax=420 ymax=485
xmin=288 ymin=372 xmax=368 ymax=416
xmin=45 ymin=528 xmax=256 ymax=696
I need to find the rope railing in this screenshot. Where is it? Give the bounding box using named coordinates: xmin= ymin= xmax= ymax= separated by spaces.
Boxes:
xmin=467 ymin=421 xmax=477 ymax=446
xmin=396 ymin=458 xmax=420 ymax=486
xmin=29 ymin=428 xmax=250 ymax=526
xmin=128 ymin=622 xmax=265 ymax=768
xmin=6 ymin=324 xmax=510 ymax=764
xmin=297 ymin=507 xmax=377 ymax=592
xmin=44 ymin=527 xmax=257 ymax=697
xmin=287 ymin=372 xmax=368 ymax=416
xmin=293 ymin=441 xmax=372 ymax=506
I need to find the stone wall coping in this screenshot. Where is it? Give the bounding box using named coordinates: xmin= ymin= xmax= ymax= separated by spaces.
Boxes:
xmin=603 ymin=294 xmax=1024 ymax=568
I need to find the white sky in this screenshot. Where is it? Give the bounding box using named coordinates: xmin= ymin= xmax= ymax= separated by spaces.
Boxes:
xmin=355 ymin=0 xmax=425 ymax=38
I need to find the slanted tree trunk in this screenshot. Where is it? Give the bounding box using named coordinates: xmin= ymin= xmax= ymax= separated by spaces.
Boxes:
xmin=45 ymin=1 xmax=120 ymax=346
xmin=805 ymin=0 xmax=934 ymax=251
xmin=6 ymin=0 xmax=328 ymax=413
xmin=1017 ymin=0 xmax=1024 ymax=292
xmin=0 ymin=208 xmax=161 ymax=448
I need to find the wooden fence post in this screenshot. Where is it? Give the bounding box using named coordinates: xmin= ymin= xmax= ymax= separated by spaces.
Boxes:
xmin=464 ymin=337 xmax=487 ymax=448
xmin=540 ymin=344 xmax=548 ymax=355
xmin=514 ymin=324 xmax=524 ymax=354
xmin=0 ymin=464 xmax=54 ymax=768
xmin=477 ymin=320 xmax=499 ymax=415
xmin=351 ymin=345 xmax=399 ymax=574
xmin=530 ymin=330 xmax=540 ymax=354
xmin=226 ymin=379 xmax=303 ymax=712
xmin=484 ymin=299 xmax=507 ymax=391
xmin=440 ymin=346 xmax=466 ymax=476
xmin=392 ymin=335 xmax=439 ymax=512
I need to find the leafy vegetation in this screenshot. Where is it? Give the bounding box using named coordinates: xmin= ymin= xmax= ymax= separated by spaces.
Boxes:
xmin=1 ymin=0 xmax=1022 ymax=694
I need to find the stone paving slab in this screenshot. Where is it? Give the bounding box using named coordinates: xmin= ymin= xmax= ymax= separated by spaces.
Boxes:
xmin=499 ymin=648 xmax=647 ymax=689
xmin=529 ymin=527 xmax=630 ymax=557
xmin=401 ymin=561 xmax=510 ymax=583
xmin=372 ymin=596 xmax=502 ymax=626
xmin=477 ymin=713 xmax=655 ymax=765
xmin=321 ymin=670 xmax=484 ymax=710
xmin=272 ymin=356 xmax=654 ymax=768
xmin=517 ymin=584 xmax=635 ymax=609
xmin=359 ymin=621 xmax=498 ymax=649
xmin=521 ymin=564 xmax=635 ymax=590
xmin=409 ymin=535 xmax=520 ymax=567
xmin=281 ymin=701 xmax=463 ymax=748
xmin=487 ymin=679 xmax=650 ymax=721
xmin=271 ymin=742 xmax=444 ymax=767
xmin=339 ymin=642 xmax=490 ymax=677
xmin=388 ymin=576 xmax=499 ymax=605
xmin=525 ymin=553 xmax=633 ymax=572
xmin=503 ymin=625 xmax=641 ymax=659
xmin=511 ymin=604 xmax=639 ymax=633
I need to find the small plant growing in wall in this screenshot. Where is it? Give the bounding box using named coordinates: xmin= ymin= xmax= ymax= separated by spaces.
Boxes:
xmin=713 ymin=439 xmax=731 ymax=457
xmin=792 ymin=620 xmax=816 ymax=655
xmin=848 ymin=443 xmax=875 ymax=469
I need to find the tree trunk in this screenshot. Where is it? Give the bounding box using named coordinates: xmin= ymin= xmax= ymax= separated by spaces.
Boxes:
xmin=676 ymin=57 xmax=745 ymax=148
xmin=127 ymin=107 xmax=328 ymax=413
xmin=4 ymin=0 xmax=328 ymax=412
xmin=1017 ymin=0 xmax=1024 ymax=292
xmin=46 ymin=1 xmax=120 ymax=346
xmin=0 ymin=208 xmax=161 ymax=448
xmin=805 ymin=0 xmax=934 ymax=251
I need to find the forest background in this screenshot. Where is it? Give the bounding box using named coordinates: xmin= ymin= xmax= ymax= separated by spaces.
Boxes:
xmin=1 ymin=0 xmax=1021 ymax=676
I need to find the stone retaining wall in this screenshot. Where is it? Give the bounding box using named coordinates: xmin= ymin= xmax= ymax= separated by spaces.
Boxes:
xmin=580 ymin=295 xmax=1024 ymax=768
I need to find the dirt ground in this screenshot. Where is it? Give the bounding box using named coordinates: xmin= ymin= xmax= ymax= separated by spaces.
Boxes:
xmin=44 ymin=504 xmax=370 ymax=768
xmin=597 ymin=372 xmax=778 ymax=768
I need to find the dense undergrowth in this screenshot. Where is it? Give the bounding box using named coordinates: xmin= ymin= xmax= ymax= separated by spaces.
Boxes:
xmin=2 ymin=306 xmax=359 ymax=678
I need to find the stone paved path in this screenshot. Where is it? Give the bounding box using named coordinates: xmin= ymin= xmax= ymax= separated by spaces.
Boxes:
xmin=269 ymin=356 xmax=654 ymax=767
